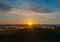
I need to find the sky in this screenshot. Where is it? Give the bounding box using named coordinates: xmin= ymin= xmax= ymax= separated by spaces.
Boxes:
xmin=0 ymin=0 xmax=60 ymax=24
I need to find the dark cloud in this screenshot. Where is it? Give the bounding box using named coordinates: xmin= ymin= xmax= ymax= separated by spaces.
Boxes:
xmin=21 ymin=2 xmax=51 ymax=13
xmin=0 ymin=3 xmax=12 ymax=11
xmin=30 ymin=5 xmax=51 ymax=13
xmin=0 ymin=0 xmax=12 ymax=12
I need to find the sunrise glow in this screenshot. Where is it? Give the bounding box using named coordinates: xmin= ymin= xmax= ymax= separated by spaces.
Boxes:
xmin=28 ymin=22 xmax=32 ymax=26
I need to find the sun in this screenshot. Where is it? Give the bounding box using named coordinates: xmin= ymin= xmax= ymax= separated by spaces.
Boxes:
xmin=23 ymin=19 xmax=35 ymax=25
xmin=28 ymin=22 xmax=32 ymax=25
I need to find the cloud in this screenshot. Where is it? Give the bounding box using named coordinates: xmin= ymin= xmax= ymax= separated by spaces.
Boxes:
xmin=20 ymin=2 xmax=51 ymax=13
xmin=0 ymin=0 xmax=59 ymax=19
xmin=6 ymin=2 xmax=52 ymax=16
xmin=0 ymin=1 xmax=52 ymax=16
xmin=0 ymin=3 xmax=12 ymax=11
xmin=37 ymin=11 xmax=60 ymax=20
xmin=0 ymin=0 xmax=12 ymax=14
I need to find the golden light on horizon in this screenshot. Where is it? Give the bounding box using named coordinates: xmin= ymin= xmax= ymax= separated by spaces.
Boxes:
xmin=23 ymin=18 xmax=37 ymax=24
xmin=28 ymin=22 xmax=32 ymax=25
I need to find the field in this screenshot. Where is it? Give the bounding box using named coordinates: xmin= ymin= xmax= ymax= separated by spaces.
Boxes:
xmin=0 ymin=24 xmax=60 ymax=42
